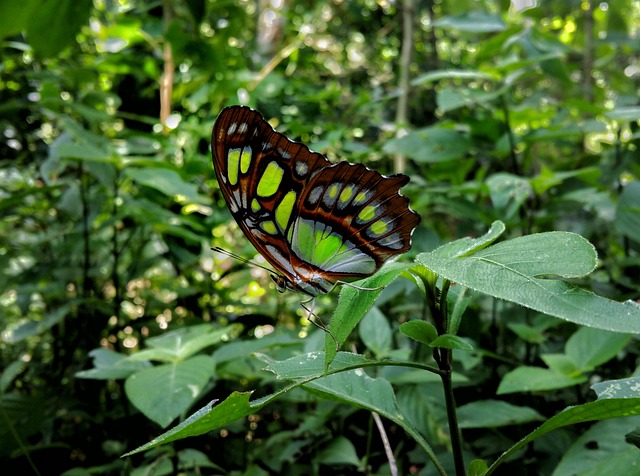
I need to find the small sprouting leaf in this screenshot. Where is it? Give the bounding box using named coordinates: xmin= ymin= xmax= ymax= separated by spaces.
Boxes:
xmin=430 ymin=334 xmax=474 ymax=351
xmin=400 ymin=321 xmax=437 ymax=345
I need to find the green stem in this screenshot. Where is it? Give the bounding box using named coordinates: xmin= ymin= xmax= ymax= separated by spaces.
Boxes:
xmin=440 ymin=349 xmax=465 ymax=475
xmin=433 ymin=278 xmax=465 ymax=474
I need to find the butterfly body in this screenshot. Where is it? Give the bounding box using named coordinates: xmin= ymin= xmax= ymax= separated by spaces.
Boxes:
xmin=212 ymin=105 xmax=420 ymax=296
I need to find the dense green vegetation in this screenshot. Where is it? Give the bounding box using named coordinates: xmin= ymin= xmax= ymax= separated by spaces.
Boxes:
xmin=2 ymin=0 xmax=640 ymax=474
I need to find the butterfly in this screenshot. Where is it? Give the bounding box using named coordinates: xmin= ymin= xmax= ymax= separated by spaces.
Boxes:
xmin=211 ymin=105 xmax=421 ymax=297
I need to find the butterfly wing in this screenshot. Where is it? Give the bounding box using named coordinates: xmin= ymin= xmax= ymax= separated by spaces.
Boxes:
xmin=288 ymin=161 xmax=421 ymax=286
xmin=211 ymin=106 xmax=332 ymax=292
xmin=212 ymin=105 xmax=421 ymax=296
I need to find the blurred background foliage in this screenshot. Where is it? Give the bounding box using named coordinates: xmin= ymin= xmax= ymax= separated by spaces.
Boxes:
xmin=1 ymin=0 xmax=639 ymax=474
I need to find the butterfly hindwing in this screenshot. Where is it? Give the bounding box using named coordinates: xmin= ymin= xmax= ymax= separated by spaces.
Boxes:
xmin=212 ymin=105 xmax=421 ymax=296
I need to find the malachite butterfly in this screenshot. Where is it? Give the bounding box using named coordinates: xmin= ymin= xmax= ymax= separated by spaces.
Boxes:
xmin=211 ymin=105 xmax=421 ymax=297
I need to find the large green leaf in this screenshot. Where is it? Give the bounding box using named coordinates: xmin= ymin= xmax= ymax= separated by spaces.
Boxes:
xmin=124 ymin=351 xmax=445 ymax=474
xmin=551 ymin=417 xmax=640 ymax=476
xmin=418 ymin=231 xmax=640 ymax=333
xmin=124 ymin=355 xmax=214 ymax=428
xmin=128 ymin=324 xmax=242 ymax=363
xmin=486 ymin=379 xmax=640 ymax=474
xmin=75 ymin=349 xmax=151 ymax=380
xmin=124 ymin=167 xmax=206 ymax=202
xmin=25 ymin=0 xmax=93 ymax=57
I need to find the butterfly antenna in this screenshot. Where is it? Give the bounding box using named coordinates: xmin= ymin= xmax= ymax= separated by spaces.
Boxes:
xmin=300 ymin=297 xmax=339 ymax=352
xmin=211 ymin=246 xmax=276 ymax=275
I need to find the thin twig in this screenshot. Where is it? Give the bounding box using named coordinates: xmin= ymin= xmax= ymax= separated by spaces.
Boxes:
xmin=372 ymin=412 xmax=398 ymax=476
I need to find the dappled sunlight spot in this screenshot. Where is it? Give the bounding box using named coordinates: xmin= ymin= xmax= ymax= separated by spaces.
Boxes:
xmin=156 ymin=309 xmax=172 ymax=329
xmin=254 ymin=325 xmax=274 ymax=338
xmin=122 ymin=301 xmax=144 ymax=319
xmin=123 ymin=336 xmax=138 ymax=349
xmin=246 ymin=281 xmax=266 ymax=298
xmin=183 ymin=203 xmax=212 ymax=215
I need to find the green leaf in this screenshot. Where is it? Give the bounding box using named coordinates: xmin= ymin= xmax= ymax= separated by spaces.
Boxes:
xmin=124 ymin=351 xmax=446 ymax=474
xmin=486 ymin=173 xmax=532 ymax=219
xmin=411 ymin=69 xmax=497 ymax=86
xmin=497 ymin=366 xmax=586 ymax=394
xmin=382 ymin=127 xmax=471 ymax=162
xmin=0 ymin=361 xmax=24 ymax=393
xmin=564 ymin=327 xmax=632 ymax=372
xmin=124 ymin=167 xmax=205 ymax=202
xmin=25 ymin=0 xmax=92 ymax=57
xmin=486 ymin=398 xmax=640 ymax=474
xmin=605 ymin=106 xmax=640 ymax=122
xmin=325 ymin=262 xmax=415 ymax=368
xmin=129 ymin=324 xmax=241 ymax=363
xmin=592 ymin=376 xmax=640 ymax=400
xmin=430 ymin=334 xmax=474 ymax=351
xmin=359 ymin=307 xmax=392 ymax=357
xmin=314 ymin=436 xmax=360 ymax=466
xmin=124 ymin=355 xmax=214 ymax=428
xmin=437 ymin=85 xmax=509 ymax=112
xmin=540 ymin=354 xmax=579 ymax=376
xmin=551 ymin=417 xmax=640 ymax=476
xmin=399 ymin=320 xmax=437 ymax=345
xmin=615 ymin=181 xmax=640 ymax=244
xmin=468 ymin=459 xmax=489 ymax=476
xmin=122 ymin=392 xmax=254 ymax=456
xmin=457 ymin=400 xmax=544 ymax=428
xmin=0 ymin=0 xmax=40 ymax=38
xmin=426 ymin=220 xmax=505 ymax=260
xmin=418 ymin=232 xmax=640 ymax=333
xmin=2 ymin=306 xmax=70 ymax=343
xmin=434 ymin=12 xmax=506 ymax=33
xmin=75 ymin=349 xmax=151 ymax=380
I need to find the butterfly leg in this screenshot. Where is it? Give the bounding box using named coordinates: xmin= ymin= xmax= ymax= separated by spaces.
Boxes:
xmin=299 ymin=296 xmax=339 ymax=352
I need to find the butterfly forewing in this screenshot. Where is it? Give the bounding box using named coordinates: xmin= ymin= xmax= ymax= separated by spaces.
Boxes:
xmin=211 ymin=105 xmax=421 ymax=296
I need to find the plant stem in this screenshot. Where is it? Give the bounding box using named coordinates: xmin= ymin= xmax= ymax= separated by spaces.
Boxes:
xmin=439 ymin=349 xmax=465 ymax=475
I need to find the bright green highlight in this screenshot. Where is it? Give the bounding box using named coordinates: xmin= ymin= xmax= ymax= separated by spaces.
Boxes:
xmin=257 ymin=162 xmax=284 ymax=197
xmin=339 ymin=186 xmax=353 ymax=202
xmin=370 ymin=220 xmax=389 ymax=235
xmin=328 ymin=184 xmax=340 ymax=198
xmin=251 ymin=199 xmax=260 ymax=212
xmin=292 ymin=218 xmax=376 ymax=274
xmin=295 ymin=219 xmax=346 ymax=265
xmin=227 ymin=149 xmax=241 ymax=185
xmin=262 ymin=221 xmax=277 ymax=234
xmin=354 ymin=191 xmax=368 ymax=203
xmin=358 ymin=205 xmax=376 ymax=221
xmin=240 ymin=148 xmax=252 ymax=174
xmin=275 ymin=191 xmax=296 ymax=230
